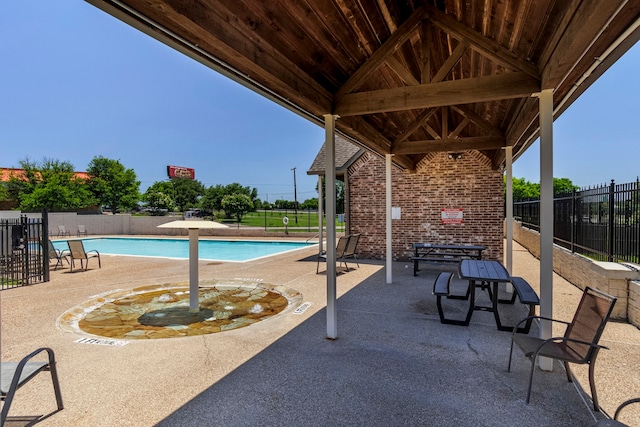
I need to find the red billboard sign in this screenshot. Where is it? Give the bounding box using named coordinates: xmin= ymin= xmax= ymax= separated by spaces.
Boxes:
xmin=167 ymin=165 xmax=195 ymax=180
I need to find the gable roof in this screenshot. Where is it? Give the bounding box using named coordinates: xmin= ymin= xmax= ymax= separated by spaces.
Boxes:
xmin=307 ymin=135 xmax=364 ymax=176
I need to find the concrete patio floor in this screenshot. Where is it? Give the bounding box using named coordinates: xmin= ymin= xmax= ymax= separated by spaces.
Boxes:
xmin=1 ymin=239 xmax=639 ymax=426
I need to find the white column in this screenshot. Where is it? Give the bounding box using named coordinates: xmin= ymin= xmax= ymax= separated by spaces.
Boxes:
xmin=324 ymin=114 xmax=338 ymax=339
xmin=539 ymin=89 xmax=554 ymax=371
xmin=505 ymin=146 xmax=514 ymax=293
xmin=386 ymin=154 xmax=393 ymax=284
xmin=188 ymin=227 xmax=199 ymax=312
xmin=318 ymin=175 xmax=324 ymax=254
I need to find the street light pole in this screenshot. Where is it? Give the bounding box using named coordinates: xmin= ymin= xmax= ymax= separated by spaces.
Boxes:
xmin=291 ymin=167 xmax=298 ymax=223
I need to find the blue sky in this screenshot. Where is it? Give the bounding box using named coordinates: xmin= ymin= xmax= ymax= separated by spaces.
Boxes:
xmin=1 ymin=1 xmax=638 ymax=203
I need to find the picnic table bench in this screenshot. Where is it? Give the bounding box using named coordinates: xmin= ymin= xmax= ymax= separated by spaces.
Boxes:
xmin=411 ymin=243 xmax=485 ymax=276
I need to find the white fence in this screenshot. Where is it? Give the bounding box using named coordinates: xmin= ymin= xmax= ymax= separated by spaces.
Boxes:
xmin=0 ymin=212 xmax=316 ymax=238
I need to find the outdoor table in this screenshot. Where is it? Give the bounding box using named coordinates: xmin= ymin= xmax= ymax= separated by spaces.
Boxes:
xmin=457 ymin=259 xmax=513 ymax=331
xmin=411 ymin=243 xmax=485 ymax=276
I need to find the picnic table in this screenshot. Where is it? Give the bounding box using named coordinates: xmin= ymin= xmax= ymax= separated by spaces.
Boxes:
xmin=411 ymin=243 xmax=485 ymax=276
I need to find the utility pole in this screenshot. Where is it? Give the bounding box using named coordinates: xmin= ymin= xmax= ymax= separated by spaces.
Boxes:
xmin=291 ymin=167 xmax=298 ymax=223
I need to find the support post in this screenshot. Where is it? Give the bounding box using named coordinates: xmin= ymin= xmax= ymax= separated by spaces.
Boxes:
xmin=386 ymin=154 xmax=393 ymax=284
xmin=324 ymin=114 xmax=338 ymax=339
xmin=318 ymin=175 xmax=324 ymax=254
xmin=538 ymin=89 xmax=554 ymax=371
xmin=188 ymin=227 xmax=199 ymax=312
xmin=505 ymin=146 xmax=514 ymax=293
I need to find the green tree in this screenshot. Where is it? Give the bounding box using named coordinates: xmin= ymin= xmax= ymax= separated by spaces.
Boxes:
xmin=222 ymin=193 xmax=253 ymax=226
xmin=8 ymin=158 xmax=96 ymax=210
xmin=553 ymin=177 xmax=580 ymax=194
xmin=172 ymin=178 xmax=204 ymax=212
xmin=0 ymin=183 xmax=9 ymax=201
xmin=301 ymin=198 xmax=318 ymax=210
xmin=87 ymin=156 xmax=140 ymax=213
xmin=200 ymin=184 xmax=225 ymax=213
xmin=142 ymin=191 xmax=174 ymax=215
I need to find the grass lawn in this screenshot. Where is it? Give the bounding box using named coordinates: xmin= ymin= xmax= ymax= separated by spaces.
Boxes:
xmin=220 ymin=210 xmax=345 ymax=232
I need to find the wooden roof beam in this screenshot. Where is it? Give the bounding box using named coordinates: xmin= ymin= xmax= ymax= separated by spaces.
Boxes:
xmin=392 ymin=136 xmax=506 ymax=155
xmin=451 ymin=105 xmax=503 ymax=137
xmin=335 ymin=72 xmax=540 ymax=116
xmin=426 ymin=5 xmax=539 ymax=79
xmin=334 ymin=6 xmax=425 ymax=100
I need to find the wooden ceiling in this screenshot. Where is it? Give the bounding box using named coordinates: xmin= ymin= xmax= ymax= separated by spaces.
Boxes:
xmin=86 ymin=0 xmax=640 ymax=171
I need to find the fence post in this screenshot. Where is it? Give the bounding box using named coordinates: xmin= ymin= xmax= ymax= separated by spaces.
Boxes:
xmin=43 ymin=209 xmax=50 ymax=282
xmin=608 ymin=180 xmax=615 ymax=262
xmin=571 ymin=189 xmax=576 ymax=253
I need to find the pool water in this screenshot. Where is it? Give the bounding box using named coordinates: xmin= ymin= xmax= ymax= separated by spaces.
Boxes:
xmin=52 ymin=237 xmax=314 ymax=262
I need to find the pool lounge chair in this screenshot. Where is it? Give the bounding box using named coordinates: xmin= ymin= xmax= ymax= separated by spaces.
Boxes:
xmin=317 ymin=235 xmax=350 ymax=274
xmin=47 ymin=240 xmax=69 ymax=270
xmin=77 ymin=225 xmax=88 ymax=237
xmin=1 ymin=348 xmax=64 ymax=426
xmin=507 ymin=286 xmax=617 ymax=411
xmin=339 ymin=233 xmax=361 ymax=271
xmin=57 ymin=225 xmax=70 ymax=238
xmin=67 ymin=240 xmax=101 ymax=272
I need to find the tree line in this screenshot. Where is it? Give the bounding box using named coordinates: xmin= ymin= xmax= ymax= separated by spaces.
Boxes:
xmin=0 ymin=157 xmax=322 ymax=222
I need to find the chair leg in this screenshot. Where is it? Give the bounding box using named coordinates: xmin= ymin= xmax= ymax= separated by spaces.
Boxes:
xmin=507 ymin=340 xmax=515 ymax=372
xmin=526 ymin=356 xmax=537 ymax=404
xmin=563 ymin=361 xmax=573 ymax=383
xmin=588 ymin=354 xmax=601 ymax=412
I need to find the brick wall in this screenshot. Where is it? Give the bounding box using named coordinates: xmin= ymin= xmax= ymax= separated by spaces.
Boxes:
xmin=347 ymin=151 xmax=504 ymax=261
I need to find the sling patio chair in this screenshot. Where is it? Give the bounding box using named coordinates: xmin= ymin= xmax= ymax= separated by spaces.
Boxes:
xmin=47 ymin=240 xmax=69 ymax=270
xmin=317 ymin=235 xmax=350 ymax=274
xmin=67 ymin=239 xmax=101 ymax=272
xmin=507 ymin=286 xmax=617 ymax=411
xmin=57 ymin=225 xmax=70 ymax=238
xmin=1 ymin=347 xmax=64 ymax=426
xmin=339 ymin=233 xmax=361 ymax=271
xmin=77 ymin=225 xmax=88 ymax=237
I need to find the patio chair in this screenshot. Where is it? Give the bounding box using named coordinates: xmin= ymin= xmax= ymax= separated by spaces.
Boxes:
xmin=507 ymin=286 xmax=617 ymax=411
xmin=594 ymin=398 xmax=640 ymax=426
xmin=67 ymin=240 xmax=101 ymax=272
xmin=57 ymin=225 xmax=70 ymax=238
xmin=77 ymin=225 xmax=88 ymax=237
xmin=339 ymin=233 xmax=361 ymax=271
xmin=1 ymin=347 xmax=64 ymax=426
xmin=317 ymin=235 xmax=350 ymax=274
xmin=47 ymin=240 xmax=69 ymax=270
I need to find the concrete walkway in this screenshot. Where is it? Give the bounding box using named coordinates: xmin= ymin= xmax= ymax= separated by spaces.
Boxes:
xmin=1 ymin=239 xmax=638 ymax=426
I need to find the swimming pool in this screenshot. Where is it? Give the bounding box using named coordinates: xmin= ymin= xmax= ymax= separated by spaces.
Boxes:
xmin=52 ymin=237 xmax=315 ymax=262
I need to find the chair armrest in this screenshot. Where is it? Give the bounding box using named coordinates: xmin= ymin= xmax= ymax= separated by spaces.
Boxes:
xmin=511 ymin=315 xmax=571 ymax=335
xmin=534 ymin=336 xmax=610 ymax=356
xmin=87 ymin=250 xmax=100 ymax=256
xmin=6 ymin=347 xmax=55 ymax=390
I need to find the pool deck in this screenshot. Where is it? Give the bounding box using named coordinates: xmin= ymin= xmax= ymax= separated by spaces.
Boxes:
xmin=1 ymin=238 xmax=639 ymax=426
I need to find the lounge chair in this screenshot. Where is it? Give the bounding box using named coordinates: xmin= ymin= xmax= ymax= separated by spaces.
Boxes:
xmin=77 ymin=225 xmax=88 ymax=237
xmin=47 ymin=240 xmax=69 ymax=270
xmin=595 ymin=398 xmax=640 ymax=426
xmin=57 ymin=225 xmax=70 ymax=238
xmin=67 ymin=240 xmax=101 ymax=272
xmin=507 ymin=286 xmax=617 ymax=411
xmin=1 ymin=348 xmax=64 ymax=426
xmin=339 ymin=233 xmax=361 ymax=271
xmin=317 ymin=235 xmax=350 ymax=274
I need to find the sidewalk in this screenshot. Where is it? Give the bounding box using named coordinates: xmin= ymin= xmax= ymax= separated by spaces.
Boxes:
xmin=0 ymin=239 xmax=638 ymax=426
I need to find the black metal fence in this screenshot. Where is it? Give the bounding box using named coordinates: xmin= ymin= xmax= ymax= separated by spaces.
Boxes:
xmin=513 ymin=179 xmax=640 ymax=263
xmin=0 ymin=214 xmax=48 ymax=290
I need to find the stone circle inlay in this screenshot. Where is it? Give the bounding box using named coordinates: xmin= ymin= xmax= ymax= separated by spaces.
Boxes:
xmin=58 ymin=279 xmax=302 ymax=340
